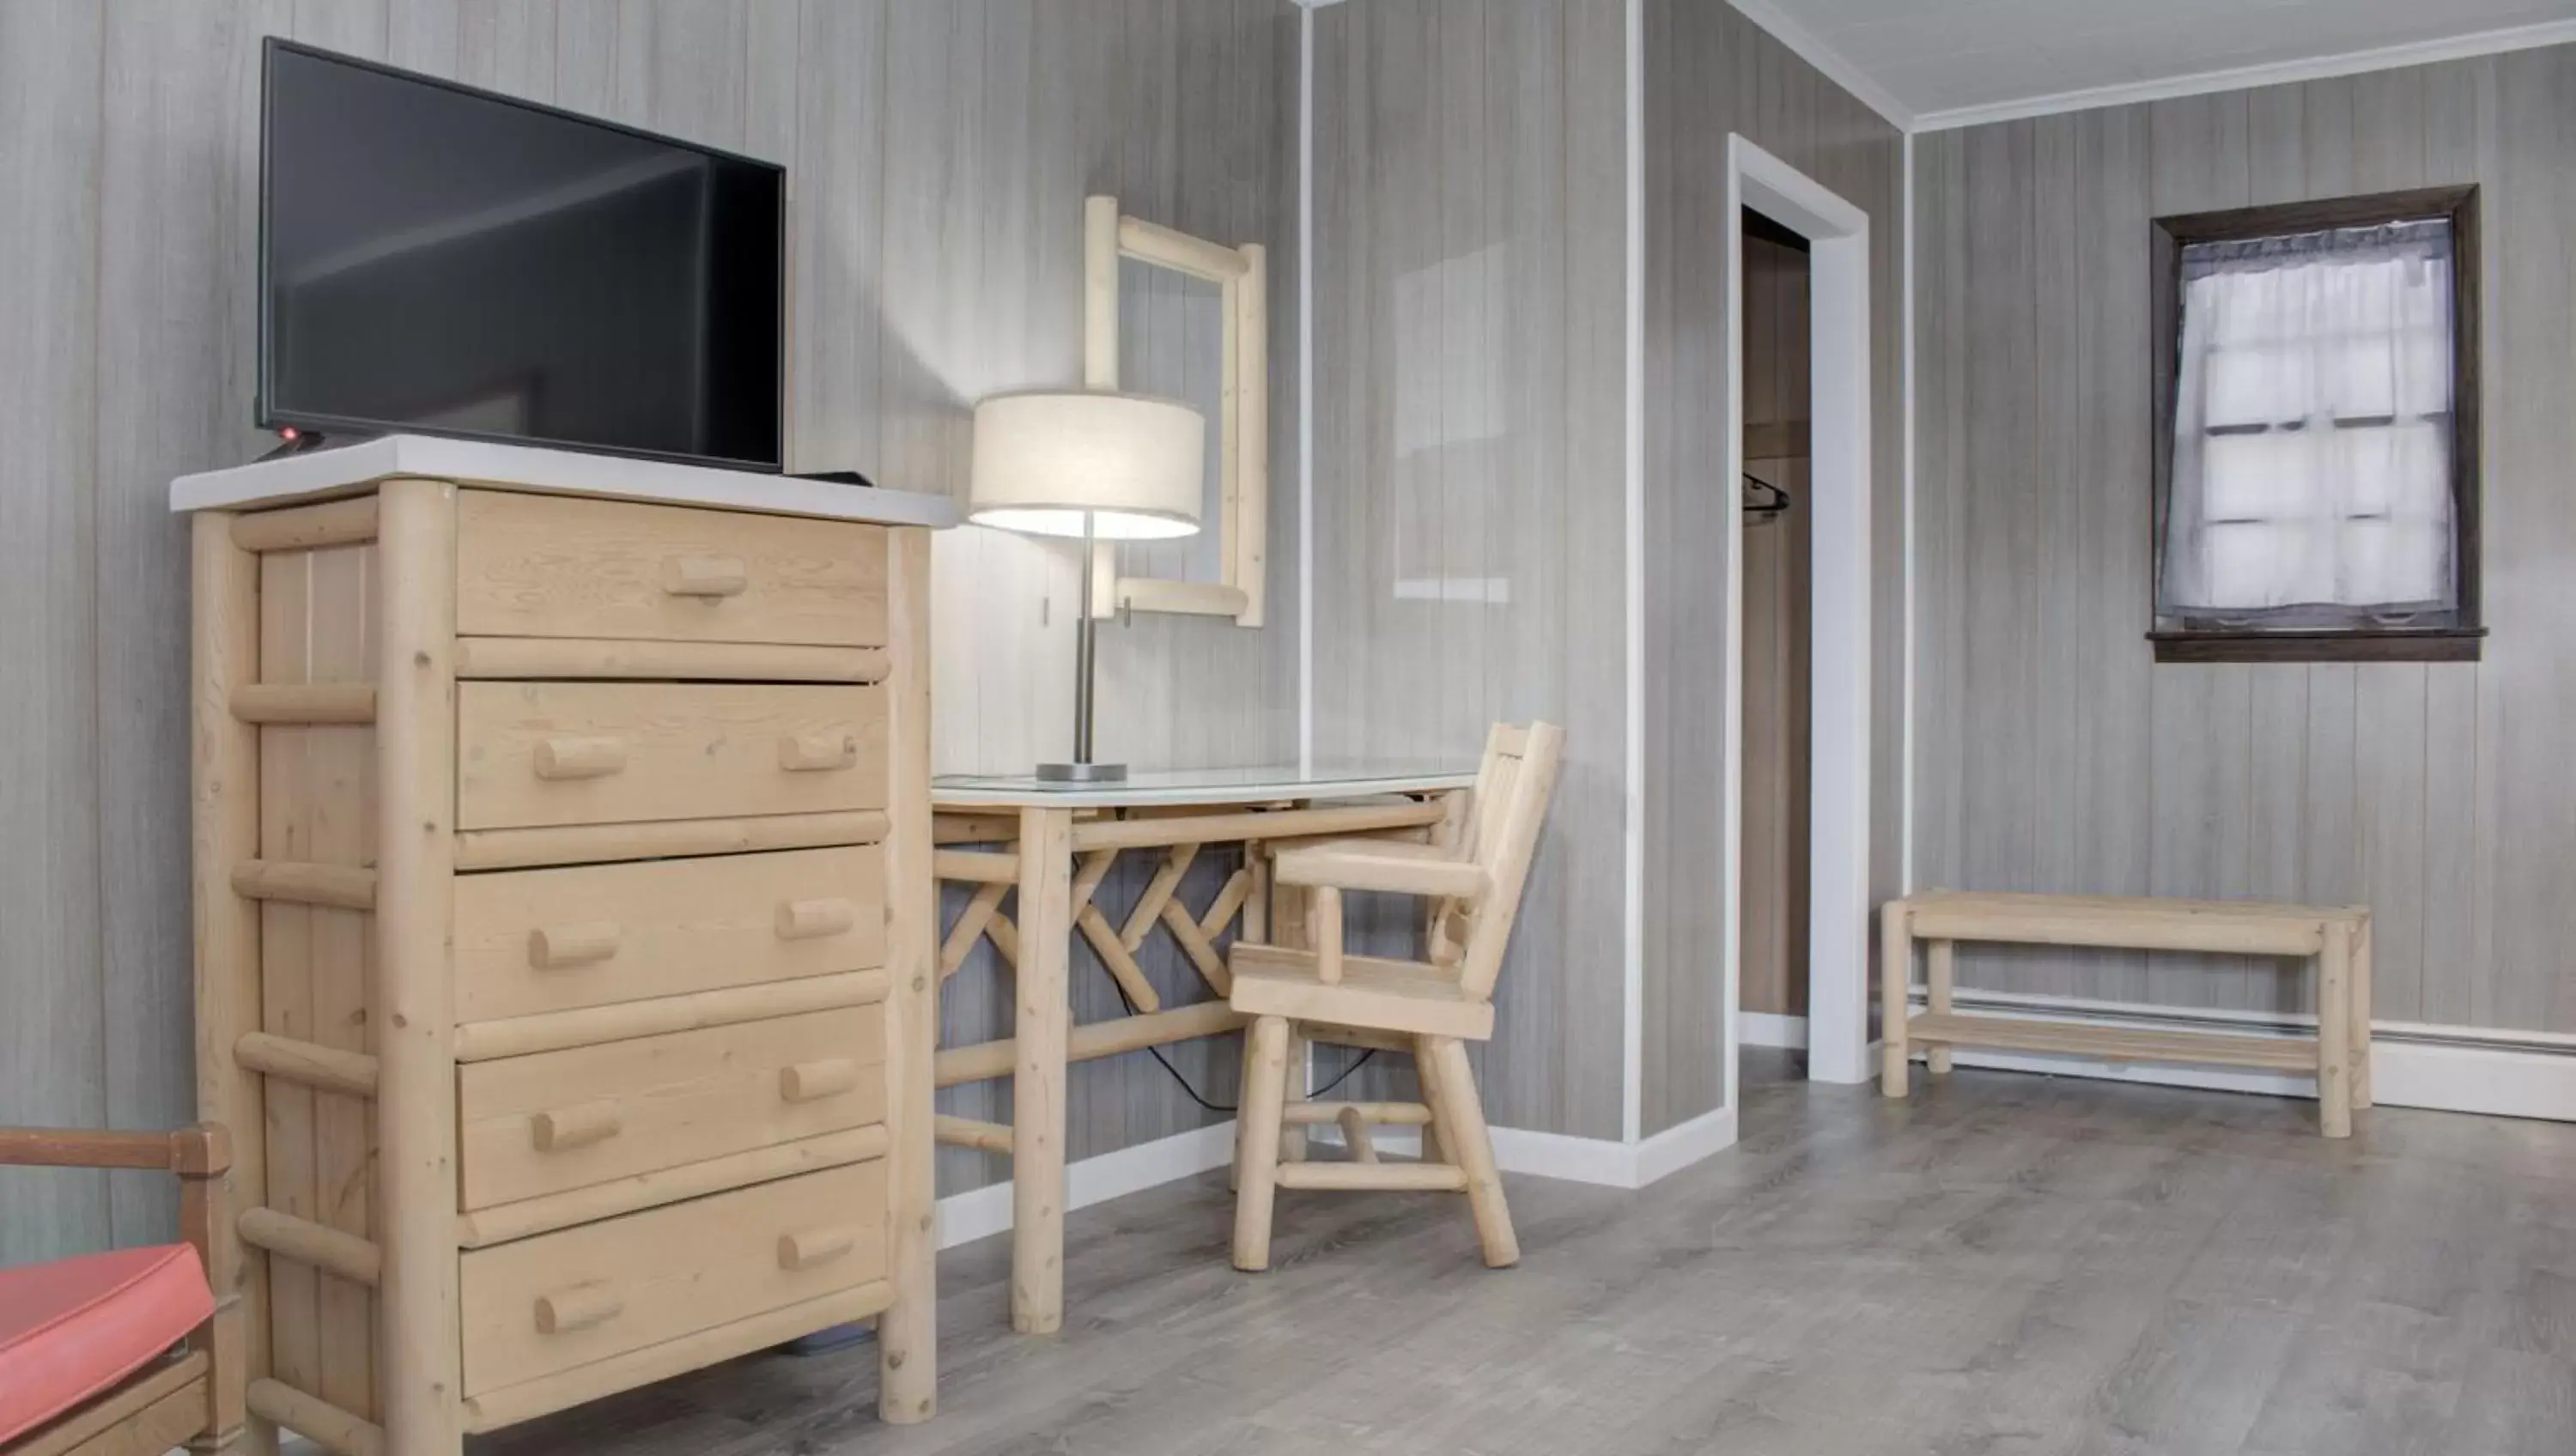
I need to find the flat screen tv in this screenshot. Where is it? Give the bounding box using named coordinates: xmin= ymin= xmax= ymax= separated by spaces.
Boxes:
xmin=259 ymin=39 xmax=785 ymax=471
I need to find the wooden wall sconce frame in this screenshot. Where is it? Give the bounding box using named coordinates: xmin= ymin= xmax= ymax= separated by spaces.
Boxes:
xmin=1083 ymin=195 xmax=1267 ymax=627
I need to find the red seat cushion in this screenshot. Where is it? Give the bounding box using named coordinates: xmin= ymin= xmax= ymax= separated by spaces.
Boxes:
xmin=0 ymin=1244 xmax=212 ymax=1445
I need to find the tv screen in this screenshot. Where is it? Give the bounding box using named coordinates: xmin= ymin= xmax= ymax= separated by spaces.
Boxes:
xmin=259 ymin=40 xmax=784 ymax=471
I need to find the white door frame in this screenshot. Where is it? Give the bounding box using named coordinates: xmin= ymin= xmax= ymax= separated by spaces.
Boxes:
xmin=1723 ymin=136 xmax=1874 ymax=1101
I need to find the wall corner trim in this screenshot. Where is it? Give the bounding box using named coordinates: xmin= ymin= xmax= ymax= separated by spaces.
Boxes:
xmin=1619 ymin=0 xmax=1649 ymax=1148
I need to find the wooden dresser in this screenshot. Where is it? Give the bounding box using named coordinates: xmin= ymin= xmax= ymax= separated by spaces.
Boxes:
xmin=173 ymin=438 xmax=952 ymax=1456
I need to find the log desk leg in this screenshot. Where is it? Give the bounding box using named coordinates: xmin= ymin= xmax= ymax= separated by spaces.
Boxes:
xmin=936 ymin=784 xmax=1467 ymax=1331
xmin=1011 ymin=806 xmax=1074 ymax=1335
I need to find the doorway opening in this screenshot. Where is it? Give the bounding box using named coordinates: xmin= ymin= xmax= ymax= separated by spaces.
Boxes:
xmin=1736 ymin=204 xmax=1813 ymax=1091
xmin=1721 ymin=137 xmax=1873 ymax=1110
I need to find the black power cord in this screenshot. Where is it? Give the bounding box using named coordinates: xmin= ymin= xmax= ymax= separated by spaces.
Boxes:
xmin=1109 ymin=981 xmax=1379 ymax=1113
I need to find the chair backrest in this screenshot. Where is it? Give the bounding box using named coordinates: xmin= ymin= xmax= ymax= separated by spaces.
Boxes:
xmin=1437 ymin=721 xmax=1564 ymax=1003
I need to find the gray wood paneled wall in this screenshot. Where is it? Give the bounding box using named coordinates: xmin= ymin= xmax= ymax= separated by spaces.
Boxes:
xmin=0 ymin=0 xmax=1297 ymax=1261
xmin=1912 ymin=46 xmax=2576 ymax=1035
xmin=1309 ymin=0 xmax=1905 ymax=1141
xmin=1309 ymin=0 xmax=1631 ymax=1140
xmin=1638 ymin=0 xmax=1907 ymax=1135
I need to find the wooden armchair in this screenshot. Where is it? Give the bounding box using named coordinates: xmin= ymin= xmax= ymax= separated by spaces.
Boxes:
xmin=1228 ymin=721 xmax=1564 ymax=1271
xmin=0 ymin=1125 xmax=242 ymax=1456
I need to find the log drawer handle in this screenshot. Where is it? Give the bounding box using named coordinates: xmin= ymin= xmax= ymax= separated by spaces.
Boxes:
xmin=530 ymin=921 xmax=621 ymax=968
xmin=777 ymin=1225 xmax=860 ymax=1272
xmin=775 ymin=897 xmax=856 ymax=940
xmin=661 ymin=555 xmax=750 ymax=598
xmin=534 ymin=1281 xmax=623 ymax=1335
xmin=778 ymin=1059 xmax=860 ymax=1104
xmin=778 ymin=731 xmax=859 ymax=773
xmin=534 ymin=736 xmax=628 ymax=780
xmin=531 ymin=1099 xmax=624 ymax=1153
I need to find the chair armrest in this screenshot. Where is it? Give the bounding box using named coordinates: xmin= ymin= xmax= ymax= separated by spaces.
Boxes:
xmin=0 ymin=1125 xmax=230 ymax=1175
xmin=1273 ymin=845 xmax=1490 ymax=900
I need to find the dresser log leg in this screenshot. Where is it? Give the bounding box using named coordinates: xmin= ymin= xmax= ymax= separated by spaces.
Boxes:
xmin=191 ymin=513 xmax=280 ymax=1456
xmin=878 ymin=525 xmax=939 ymax=1421
xmin=374 ymin=479 xmax=464 ymax=1454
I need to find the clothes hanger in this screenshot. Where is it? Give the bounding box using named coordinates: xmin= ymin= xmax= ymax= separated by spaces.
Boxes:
xmin=1743 ymin=471 xmax=1792 ymax=523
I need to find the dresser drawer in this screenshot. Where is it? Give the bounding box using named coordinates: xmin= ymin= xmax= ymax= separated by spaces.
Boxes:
xmin=457 ymin=1005 xmax=885 ymax=1211
xmin=454 ymin=846 xmax=885 ymax=1023
xmin=456 ymin=489 xmax=887 ymax=646
xmin=459 ymin=1160 xmax=886 ymax=1397
xmin=457 ymin=681 xmax=886 ymax=830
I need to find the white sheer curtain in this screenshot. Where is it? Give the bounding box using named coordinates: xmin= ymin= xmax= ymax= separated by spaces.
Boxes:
xmin=2160 ymin=219 xmax=2456 ymax=622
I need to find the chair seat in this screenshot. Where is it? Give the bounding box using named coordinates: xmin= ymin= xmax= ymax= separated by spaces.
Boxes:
xmin=0 ymin=1244 xmax=213 ymax=1446
xmin=1228 ymin=943 xmax=1494 ymax=1040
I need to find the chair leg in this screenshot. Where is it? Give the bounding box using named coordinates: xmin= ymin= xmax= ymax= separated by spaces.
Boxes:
xmin=1413 ymin=1053 xmax=1446 ymax=1167
xmin=1229 ymin=1026 xmax=1254 ymax=1192
xmin=1419 ymin=1035 xmax=1517 ymax=1268
xmin=1279 ymin=1024 xmax=1309 ymax=1163
xmin=1232 ymin=1015 xmax=1294 ymax=1271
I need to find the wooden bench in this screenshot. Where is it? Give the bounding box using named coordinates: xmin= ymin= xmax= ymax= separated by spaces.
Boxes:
xmin=1878 ymin=891 xmax=2372 ymax=1138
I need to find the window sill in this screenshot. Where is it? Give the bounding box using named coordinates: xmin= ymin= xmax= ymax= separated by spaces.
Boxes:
xmin=2148 ymin=627 xmax=2484 ymax=664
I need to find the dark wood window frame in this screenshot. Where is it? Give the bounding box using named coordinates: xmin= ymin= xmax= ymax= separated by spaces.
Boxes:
xmin=2149 ymin=185 xmax=2483 ymax=664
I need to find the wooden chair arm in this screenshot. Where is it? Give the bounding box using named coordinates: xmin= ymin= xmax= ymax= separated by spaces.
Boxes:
xmin=0 ymin=1124 xmax=230 ymax=1175
xmin=1273 ymin=845 xmax=1489 ymax=901
xmin=1288 ymin=836 xmax=1456 ymax=861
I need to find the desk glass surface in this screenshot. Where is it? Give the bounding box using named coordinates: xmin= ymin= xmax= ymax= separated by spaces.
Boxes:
xmin=933 ymin=761 xmax=1477 ymax=809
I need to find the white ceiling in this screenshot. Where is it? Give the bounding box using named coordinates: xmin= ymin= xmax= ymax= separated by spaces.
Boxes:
xmin=1746 ymin=0 xmax=2576 ymax=125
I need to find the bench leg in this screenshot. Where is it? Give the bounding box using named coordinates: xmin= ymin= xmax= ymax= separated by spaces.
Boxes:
xmin=2317 ymin=931 xmax=2353 ymax=1138
xmin=2348 ymin=917 xmax=2372 ymax=1111
xmin=1880 ymin=901 xmax=1911 ymax=1098
xmin=1926 ymin=939 xmax=1955 ymax=1076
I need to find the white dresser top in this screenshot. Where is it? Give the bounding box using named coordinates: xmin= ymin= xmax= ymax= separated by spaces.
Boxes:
xmin=168 ymin=433 xmax=961 ymax=528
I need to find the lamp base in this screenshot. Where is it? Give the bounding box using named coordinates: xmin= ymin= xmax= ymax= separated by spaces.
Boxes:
xmin=1036 ymin=760 xmax=1128 ymax=784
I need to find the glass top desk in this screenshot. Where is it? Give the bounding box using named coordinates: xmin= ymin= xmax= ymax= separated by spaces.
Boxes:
xmin=928 ymin=762 xmax=1479 ymax=1333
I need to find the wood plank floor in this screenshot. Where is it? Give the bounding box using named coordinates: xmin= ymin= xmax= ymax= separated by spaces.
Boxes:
xmin=474 ymin=1054 xmax=2576 ymax=1455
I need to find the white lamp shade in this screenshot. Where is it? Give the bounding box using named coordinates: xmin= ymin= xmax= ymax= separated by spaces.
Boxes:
xmin=968 ymin=391 xmax=1206 ymax=541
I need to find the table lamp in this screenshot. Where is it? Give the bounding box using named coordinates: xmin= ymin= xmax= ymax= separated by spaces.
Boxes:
xmin=969 ymin=390 xmax=1206 ymax=782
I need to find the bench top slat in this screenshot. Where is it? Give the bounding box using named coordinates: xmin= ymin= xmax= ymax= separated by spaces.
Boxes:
xmin=1900 ymin=890 xmax=2366 ymax=923
xmin=1896 ymin=891 xmax=2363 ymax=956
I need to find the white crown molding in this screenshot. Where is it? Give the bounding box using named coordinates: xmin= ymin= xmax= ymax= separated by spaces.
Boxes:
xmin=1726 ymin=0 xmax=1915 ymax=132
xmin=1916 ymin=16 xmax=2576 ymax=132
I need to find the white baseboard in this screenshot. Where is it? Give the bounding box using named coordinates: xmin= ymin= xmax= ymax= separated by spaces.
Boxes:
xmin=1311 ymin=1103 xmax=1740 ymax=1191
xmin=935 ymin=1121 xmax=1239 ymax=1251
xmin=936 ymin=1101 xmax=1745 ymax=1252
xmin=2370 ymin=1038 xmax=2576 ymax=1121
xmin=1739 ymin=1011 xmax=1807 ymax=1050
xmin=1631 ymin=1104 xmax=1742 ymax=1185
xmin=1914 ymin=988 xmax=2576 ymax=1124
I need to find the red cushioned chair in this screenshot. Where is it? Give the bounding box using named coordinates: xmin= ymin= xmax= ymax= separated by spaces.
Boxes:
xmin=0 ymin=1125 xmax=242 ymax=1456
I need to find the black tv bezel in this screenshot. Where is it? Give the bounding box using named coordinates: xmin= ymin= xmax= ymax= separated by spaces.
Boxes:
xmin=256 ymin=37 xmax=788 ymax=475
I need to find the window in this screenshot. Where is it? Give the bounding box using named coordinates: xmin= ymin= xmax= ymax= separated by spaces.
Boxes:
xmin=2150 ymin=187 xmax=2481 ymax=663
